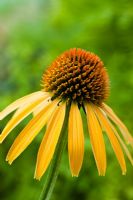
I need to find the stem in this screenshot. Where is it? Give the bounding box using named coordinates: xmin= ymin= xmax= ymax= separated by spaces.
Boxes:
xmin=39 ymin=104 xmax=70 ymax=200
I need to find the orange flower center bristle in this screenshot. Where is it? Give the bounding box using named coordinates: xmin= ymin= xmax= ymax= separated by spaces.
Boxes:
xmin=42 ymin=48 xmax=109 ymax=105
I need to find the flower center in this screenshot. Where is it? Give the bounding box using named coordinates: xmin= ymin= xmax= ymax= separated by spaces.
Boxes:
xmin=42 ymin=48 xmax=109 ymax=105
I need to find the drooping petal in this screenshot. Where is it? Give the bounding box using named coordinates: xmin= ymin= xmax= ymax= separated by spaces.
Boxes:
xmin=14 ymin=94 xmax=50 ymax=118
xmin=34 ymin=102 xmax=66 ymax=180
xmin=85 ymin=103 xmax=106 ymax=176
xmin=102 ymin=103 xmax=133 ymax=146
xmin=68 ymin=102 xmax=84 ymax=177
xmin=32 ymin=97 xmax=51 ymax=117
xmin=0 ymin=96 xmax=50 ymax=143
xmin=0 ymin=91 xmax=47 ymax=120
xmin=106 ymin=117 xmax=133 ymax=166
xmin=6 ymin=99 xmax=58 ymax=164
xmin=94 ymin=105 xmax=126 ymax=174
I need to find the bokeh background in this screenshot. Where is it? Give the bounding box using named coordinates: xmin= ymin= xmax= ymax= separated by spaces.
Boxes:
xmin=0 ymin=0 xmax=133 ymax=200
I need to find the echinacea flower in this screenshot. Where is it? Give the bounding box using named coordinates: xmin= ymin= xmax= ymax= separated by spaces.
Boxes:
xmin=0 ymin=48 xmax=133 ymax=180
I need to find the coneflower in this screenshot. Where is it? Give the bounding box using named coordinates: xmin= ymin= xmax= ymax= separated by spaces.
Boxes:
xmin=0 ymin=48 xmax=132 ymax=182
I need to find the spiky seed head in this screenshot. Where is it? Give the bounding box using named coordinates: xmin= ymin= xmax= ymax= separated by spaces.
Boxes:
xmin=42 ymin=48 xmax=109 ymax=105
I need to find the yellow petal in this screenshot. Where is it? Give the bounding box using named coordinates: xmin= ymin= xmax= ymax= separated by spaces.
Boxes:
xmin=102 ymin=103 xmax=133 ymax=146
xmin=94 ymin=106 xmax=126 ymax=174
xmin=106 ymin=118 xmax=133 ymax=166
xmin=14 ymin=94 xmax=50 ymax=118
xmin=0 ymin=95 xmax=49 ymax=143
xmin=0 ymin=91 xmax=47 ymax=120
xmin=32 ymin=97 xmax=51 ymax=117
xmin=6 ymin=99 xmax=58 ymax=164
xmin=85 ymin=103 xmax=106 ymax=176
xmin=68 ymin=102 xmax=84 ymax=177
xmin=35 ymin=102 xmax=66 ymax=180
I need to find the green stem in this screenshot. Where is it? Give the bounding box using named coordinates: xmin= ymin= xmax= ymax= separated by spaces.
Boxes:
xmin=39 ymin=104 xmax=70 ymax=200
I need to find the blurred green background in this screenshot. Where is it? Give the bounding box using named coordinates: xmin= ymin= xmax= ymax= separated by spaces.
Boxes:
xmin=0 ymin=0 xmax=133 ymax=199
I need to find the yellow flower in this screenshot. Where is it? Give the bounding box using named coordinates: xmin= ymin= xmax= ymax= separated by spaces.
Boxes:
xmin=0 ymin=48 xmax=133 ymax=180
